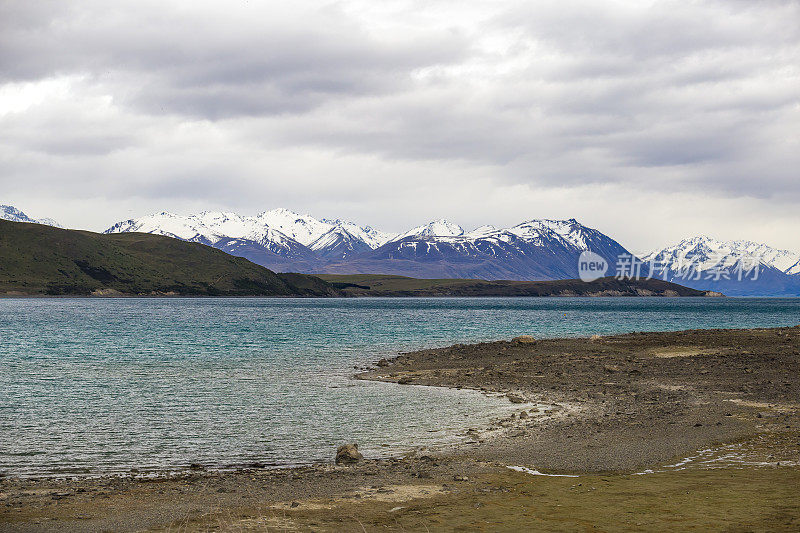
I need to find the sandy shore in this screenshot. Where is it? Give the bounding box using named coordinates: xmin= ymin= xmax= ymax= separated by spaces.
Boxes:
xmin=2 ymin=326 xmax=799 ymax=531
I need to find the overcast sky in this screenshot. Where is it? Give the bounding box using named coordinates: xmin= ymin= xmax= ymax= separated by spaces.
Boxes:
xmin=1 ymin=0 xmax=798 ymax=252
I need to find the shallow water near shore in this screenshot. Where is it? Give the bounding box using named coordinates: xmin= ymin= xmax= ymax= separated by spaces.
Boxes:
xmin=1 ymin=296 xmax=798 ymax=477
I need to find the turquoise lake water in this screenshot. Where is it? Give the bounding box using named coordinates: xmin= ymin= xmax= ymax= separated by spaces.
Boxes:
xmin=1 ymin=297 xmax=798 ymax=477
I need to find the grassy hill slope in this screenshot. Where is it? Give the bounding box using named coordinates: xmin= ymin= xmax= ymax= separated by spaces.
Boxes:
xmin=318 ymin=274 xmax=718 ymax=297
xmin=0 ymin=219 xmax=339 ymax=296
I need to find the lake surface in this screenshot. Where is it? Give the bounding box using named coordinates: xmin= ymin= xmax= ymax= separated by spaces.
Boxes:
xmin=1 ymin=297 xmax=798 ymax=477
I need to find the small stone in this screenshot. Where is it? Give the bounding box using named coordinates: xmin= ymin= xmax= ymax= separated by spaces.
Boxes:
xmin=519 ymin=411 xmax=529 ymax=419
xmin=335 ymin=443 xmax=363 ymax=465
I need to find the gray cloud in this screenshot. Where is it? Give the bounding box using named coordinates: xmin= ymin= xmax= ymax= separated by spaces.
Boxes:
xmin=0 ymin=1 xmax=469 ymax=118
xmin=0 ymin=0 xmax=798 ymax=250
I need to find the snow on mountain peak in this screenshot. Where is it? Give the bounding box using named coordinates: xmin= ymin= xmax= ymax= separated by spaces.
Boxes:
xmin=508 ymin=218 xmax=590 ymax=250
xmin=394 ymin=219 xmax=465 ymax=241
xmin=467 ymin=225 xmax=498 ymax=238
xmin=105 ymin=211 xmax=604 ymax=255
xmin=320 ymin=218 xmax=396 ymax=248
xmin=428 ymin=219 xmax=465 ymax=236
xmin=723 ymin=239 xmax=800 ymax=274
xmin=0 ymin=205 xmax=61 ymax=227
xmin=101 ymin=209 xmax=797 ymax=280
xmin=104 ymin=208 xmax=398 ymax=260
xmin=250 ymin=208 xmax=335 ymax=245
xmin=644 ymin=235 xmax=800 ymax=275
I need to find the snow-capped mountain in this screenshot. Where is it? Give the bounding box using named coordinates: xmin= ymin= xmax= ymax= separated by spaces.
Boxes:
xmin=104 ymin=209 xmax=396 ymax=267
xmin=391 ymin=219 xmax=465 ymax=242
xmin=103 ymin=209 xmax=797 ymax=294
xmin=106 ymin=209 xmax=395 ymax=250
xmin=250 ymin=208 xmax=334 ymax=246
xmin=725 ymin=240 xmax=800 ymax=275
xmin=1 ymin=205 xmax=60 ymax=227
xmin=105 ymin=210 xmax=633 ymax=281
xmin=643 ymin=236 xmax=800 ymax=296
xmin=506 ymin=218 xmax=627 ymax=257
xmin=330 ymin=217 xmax=633 ymax=280
xmin=320 ymin=219 xmax=394 ymax=250
xmin=105 ymin=211 xmax=310 ymax=259
xmin=643 ymin=236 xmax=800 ymax=276
xmin=310 ymin=226 xmax=374 ymax=260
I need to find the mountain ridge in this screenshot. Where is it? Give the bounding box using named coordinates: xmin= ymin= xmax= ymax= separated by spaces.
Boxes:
xmin=642 ymin=235 xmax=800 ymax=296
xmin=0 ymin=216 xmax=720 ymax=299
xmin=100 ymin=208 xmax=799 ymax=295
xmin=4 ymin=204 xmax=798 ymax=295
xmin=102 ymin=209 xmax=637 ymax=282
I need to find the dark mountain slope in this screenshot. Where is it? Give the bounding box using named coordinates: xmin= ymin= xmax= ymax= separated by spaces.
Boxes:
xmin=0 ymin=219 xmax=338 ymax=296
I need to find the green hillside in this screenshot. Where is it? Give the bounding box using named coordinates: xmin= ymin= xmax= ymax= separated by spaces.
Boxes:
xmin=0 ymin=219 xmax=338 ymax=297
xmin=317 ymin=273 xmax=717 ymax=297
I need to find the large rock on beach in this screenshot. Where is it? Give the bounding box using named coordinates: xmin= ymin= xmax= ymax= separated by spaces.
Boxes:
xmin=335 ymin=443 xmax=363 ymax=465
xmin=512 ymin=335 xmax=536 ymax=344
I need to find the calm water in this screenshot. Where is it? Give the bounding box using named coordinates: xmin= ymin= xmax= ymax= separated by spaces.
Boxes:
xmin=1 ymin=297 xmax=798 ymax=477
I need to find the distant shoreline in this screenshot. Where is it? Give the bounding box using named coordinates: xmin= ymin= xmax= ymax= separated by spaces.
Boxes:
xmin=1 ymin=275 xmax=725 ymax=298
xmin=0 ymin=293 xmax=725 ymax=298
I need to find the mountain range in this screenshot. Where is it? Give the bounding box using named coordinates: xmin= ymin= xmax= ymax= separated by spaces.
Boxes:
xmin=102 ymin=210 xmax=635 ymax=282
xmin=3 ymin=205 xmax=799 ymax=295
xmin=643 ymin=236 xmax=800 ymax=296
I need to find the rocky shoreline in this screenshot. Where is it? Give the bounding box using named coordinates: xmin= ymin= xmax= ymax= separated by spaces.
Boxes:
xmin=358 ymin=327 xmax=800 ymax=472
xmin=2 ymin=326 xmax=799 ymax=531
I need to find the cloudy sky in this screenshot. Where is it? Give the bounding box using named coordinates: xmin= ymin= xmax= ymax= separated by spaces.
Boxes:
xmin=1 ymin=0 xmax=798 ymax=252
